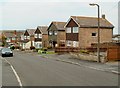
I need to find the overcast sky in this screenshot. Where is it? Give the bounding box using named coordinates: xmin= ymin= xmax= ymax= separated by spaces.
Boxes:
xmin=0 ymin=0 xmax=119 ymax=34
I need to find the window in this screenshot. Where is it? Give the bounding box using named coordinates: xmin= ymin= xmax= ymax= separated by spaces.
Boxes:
xmin=49 ymin=31 xmax=52 ymax=35
xmin=24 ymin=36 xmax=27 ymax=39
xmin=34 ymin=34 xmax=37 ymax=38
xmin=12 ymin=37 xmax=15 ymax=40
xmin=27 ymin=36 xmax=30 ymax=39
xmin=73 ymin=41 xmax=79 ymax=47
xmin=67 ymin=41 xmax=72 ymax=47
xmin=73 ymin=27 xmax=79 ymax=33
xmin=92 ymin=33 xmax=97 ymax=37
xmin=66 ymin=27 xmax=71 ymax=33
xmin=54 ymin=31 xmax=57 ymax=35
xmin=39 ymin=34 xmax=42 ymax=38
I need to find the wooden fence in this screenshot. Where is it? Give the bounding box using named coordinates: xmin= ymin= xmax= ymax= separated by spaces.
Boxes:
xmin=107 ymin=46 xmax=120 ymax=61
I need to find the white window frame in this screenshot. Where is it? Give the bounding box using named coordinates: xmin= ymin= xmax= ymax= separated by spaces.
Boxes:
xmin=73 ymin=27 xmax=79 ymax=33
xmin=34 ymin=34 xmax=37 ymax=38
xmin=49 ymin=31 xmax=52 ymax=35
xmin=27 ymin=36 xmax=30 ymax=39
xmin=54 ymin=31 xmax=57 ymax=35
xmin=39 ymin=34 xmax=42 ymax=38
xmin=67 ymin=41 xmax=72 ymax=47
xmin=12 ymin=37 xmax=15 ymax=40
xmin=73 ymin=41 xmax=79 ymax=47
xmin=92 ymin=33 xmax=97 ymax=37
xmin=66 ymin=27 xmax=71 ymax=33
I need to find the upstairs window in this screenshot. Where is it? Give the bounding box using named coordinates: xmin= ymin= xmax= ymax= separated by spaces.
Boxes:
xmin=73 ymin=27 xmax=79 ymax=33
xmin=34 ymin=34 xmax=37 ymax=38
xmin=27 ymin=36 xmax=30 ymax=39
xmin=54 ymin=31 xmax=57 ymax=35
xmin=39 ymin=34 xmax=42 ymax=38
xmin=49 ymin=31 xmax=52 ymax=35
xmin=66 ymin=27 xmax=71 ymax=33
xmin=92 ymin=33 xmax=97 ymax=37
xmin=24 ymin=36 xmax=27 ymax=39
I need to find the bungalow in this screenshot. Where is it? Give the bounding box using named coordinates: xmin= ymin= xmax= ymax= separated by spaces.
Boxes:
xmin=65 ymin=15 xmax=114 ymax=48
xmin=47 ymin=21 xmax=66 ymax=48
xmin=34 ymin=26 xmax=48 ymax=48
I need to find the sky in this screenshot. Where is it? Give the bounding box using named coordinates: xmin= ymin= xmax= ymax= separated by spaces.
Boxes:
xmin=0 ymin=0 xmax=119 ymax=34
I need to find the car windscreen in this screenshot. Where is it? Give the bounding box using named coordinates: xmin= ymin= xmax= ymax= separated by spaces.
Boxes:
xmin=2 ymin=48 xmax=12 ymax=52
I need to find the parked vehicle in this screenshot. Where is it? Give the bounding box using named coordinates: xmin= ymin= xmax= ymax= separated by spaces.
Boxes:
xmin=0 ymin=48 xmax=13 ymax=57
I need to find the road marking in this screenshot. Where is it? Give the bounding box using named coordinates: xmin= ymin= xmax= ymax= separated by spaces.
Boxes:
xmin=3 ymin=58 xmax=23 ymax=87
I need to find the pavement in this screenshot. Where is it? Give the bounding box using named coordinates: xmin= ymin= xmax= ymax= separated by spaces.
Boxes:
xmin=38 ymin=53 xmax=120 ymax=75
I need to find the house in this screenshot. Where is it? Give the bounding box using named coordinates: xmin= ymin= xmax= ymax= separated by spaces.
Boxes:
xmin=2 ymin=30 xmax=24 ymax=47
xmin=65 ymin=15 xmax=114 ymax=49
xmin=34 ymin=26 xmax=48 ymax=48
xmin=112 ymin=34 xmax=120 ymax=43
xmin=47 ymin=21 xmax=66 ymax=48
xmin=22 ymin=29 xmax=36 ymax=49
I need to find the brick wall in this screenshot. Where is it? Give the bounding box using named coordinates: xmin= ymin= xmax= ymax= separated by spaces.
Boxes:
xmin=79 ymin=28 xmax=113 ymax=48
xmin=57 ymin=31 xmax=66 ymax=47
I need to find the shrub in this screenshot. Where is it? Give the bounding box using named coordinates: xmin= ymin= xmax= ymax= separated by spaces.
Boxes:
xmin=80 ymin=50 xmax=89 ymax=54
xmin=47 ymin=46 xmax=52 ymax=49
xmin=10 ymin=46 xmax=15 ymax=50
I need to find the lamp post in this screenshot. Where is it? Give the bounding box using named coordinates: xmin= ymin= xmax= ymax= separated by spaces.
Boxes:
xmin=89 ymin=3 xmax=100 ymax=62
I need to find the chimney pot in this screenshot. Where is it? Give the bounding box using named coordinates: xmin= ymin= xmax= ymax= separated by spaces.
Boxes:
xmin=102 ymin=14 xmax=105 ymax=19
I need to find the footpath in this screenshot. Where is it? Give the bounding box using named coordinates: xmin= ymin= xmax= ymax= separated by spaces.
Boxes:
xmin=39 ymin=53 xmax=120 ymax=75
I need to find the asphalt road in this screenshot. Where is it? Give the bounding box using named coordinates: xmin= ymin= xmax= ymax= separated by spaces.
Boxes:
xmin=2 ymin=51 xmax=118 ymax=86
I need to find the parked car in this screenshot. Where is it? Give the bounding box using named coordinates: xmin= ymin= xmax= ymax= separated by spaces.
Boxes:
xmin=0 ymin=48 xmax=13 ymax=57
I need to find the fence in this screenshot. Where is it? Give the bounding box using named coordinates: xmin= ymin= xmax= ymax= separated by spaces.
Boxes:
xmin=55 ymin=47 xmax=80 ymax=53
xmin=107 ymin=46 xmax=120 ymax=61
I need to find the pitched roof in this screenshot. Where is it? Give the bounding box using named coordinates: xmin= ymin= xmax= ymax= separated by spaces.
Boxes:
xmin=26 ymin=29 xmax=36 ymax=35
xmin=37 ymin=26 xmax=48 ymax=34
xmin=66 ymin=16 xmax=114 ymax=28
xmin=2 ymin=30 xmax=25 ymax=38
xmin=48 ymin=21 xmax=66 ymax=31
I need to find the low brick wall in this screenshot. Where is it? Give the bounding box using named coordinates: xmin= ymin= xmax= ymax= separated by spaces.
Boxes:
xmin=70 ymin=53 xmax=106 ymax=63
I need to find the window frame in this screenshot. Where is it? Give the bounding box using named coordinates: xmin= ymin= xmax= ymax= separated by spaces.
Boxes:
xmin=73 ymin=27 xmax=79 ymax=33
xmin=66 ymin=27 xmax=71 ymax=33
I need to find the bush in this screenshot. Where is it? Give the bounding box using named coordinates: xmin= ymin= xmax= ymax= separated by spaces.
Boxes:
xmin=30 ymin=46 xmax=35 ymax=50
xmin=80 ymin=50 xmax=89 ymax=54
xmin=10 ymin=46 xmax=15 ymax=50
xmin=47 ymin=46 xmax=52 ymax=49
xmin=38 ymin=50 xmax=46 ymax=54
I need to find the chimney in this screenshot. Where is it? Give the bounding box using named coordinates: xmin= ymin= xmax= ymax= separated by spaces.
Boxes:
xmin=102 ymin=14 xmax=105 ymax=19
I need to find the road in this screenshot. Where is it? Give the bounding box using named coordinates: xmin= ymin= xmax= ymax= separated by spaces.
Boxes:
xmin=2 ymin=51 xmax=118 ymax=86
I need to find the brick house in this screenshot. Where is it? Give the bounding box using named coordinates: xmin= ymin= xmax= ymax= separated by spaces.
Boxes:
xmin=65 ymin=15 xmax=114 ymax=48
xmin=34 ymin=26 xmax=48 ymax=48
xmin=2 ymin=30 xmax=24 ymax=47
xmin=22 ymin=29 xmax=36 ymax=49
xmin=47 ymin=21 xmax=66 ymax=48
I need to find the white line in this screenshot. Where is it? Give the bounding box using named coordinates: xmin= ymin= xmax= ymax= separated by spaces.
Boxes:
xmin=3 ymin=58 xmax=23 ymax=87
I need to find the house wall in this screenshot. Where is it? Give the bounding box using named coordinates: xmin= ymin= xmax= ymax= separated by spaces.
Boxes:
xmin=42 ymin=34 xmax=48 ymax=48
xmin=48 ymin=23 xmax=57 ymax=42
xmin=79 ymin=28 xmax=113 ymax=48
xmin=57 ymin=30 xmax=66 ymax=47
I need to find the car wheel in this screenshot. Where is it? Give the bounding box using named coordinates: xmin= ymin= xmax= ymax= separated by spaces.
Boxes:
xmin=2 ymin=54 xmax=4 ymax=57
